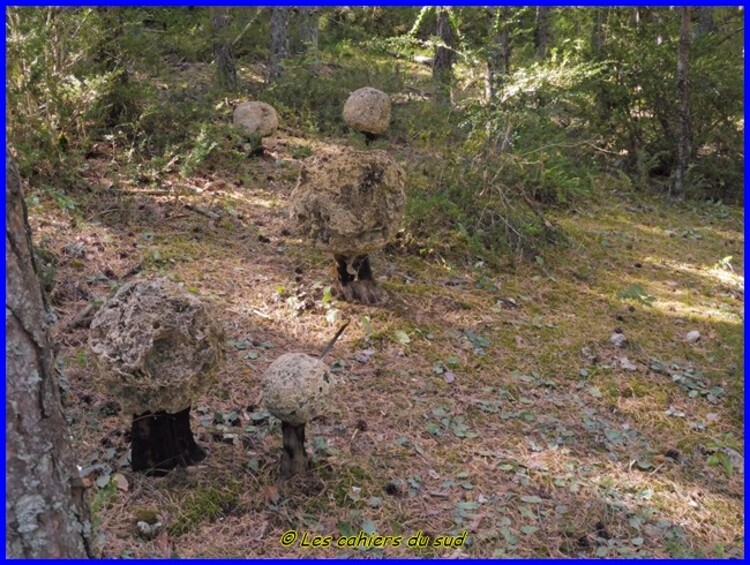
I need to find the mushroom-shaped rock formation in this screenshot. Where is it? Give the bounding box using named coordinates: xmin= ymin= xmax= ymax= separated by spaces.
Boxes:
xmin=342 ymin=87 xmax=391 ymax=144
xmin=290 ymin=149 xmax=405 ymax=305
xmin=262 ymin=322 xmax=348 ymax=479
xmin=89 ymin=278 xmax=223 ymax=475
xmin=263 ymin=353 xmax=333 ymax=479
xmin=233 ymin=101 xmax=279 ymax=137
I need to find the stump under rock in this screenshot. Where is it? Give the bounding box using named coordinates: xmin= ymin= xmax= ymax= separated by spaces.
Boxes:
xmin=334 ymin=253 xmax=386 ymax=305
xmin=233 ymin=101 xmax=279 ymax=137
xmin=131 ymin=408 xmax=206 ymax=475
xmin=343 ymin=87 xmax=391 ymax=139
xmin=290 ymin=149 xmax=405 ymax=305
xmin=89 ymin=278 xmax=223 ymax=475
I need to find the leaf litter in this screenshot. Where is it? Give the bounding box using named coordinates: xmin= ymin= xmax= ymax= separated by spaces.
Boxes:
xmin=36 ymin=97 xmax=743 ymax=558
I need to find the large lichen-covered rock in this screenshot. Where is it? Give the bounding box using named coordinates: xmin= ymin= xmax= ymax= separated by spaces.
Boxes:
xmin=343 ymin=87 xmax=391 ymax=135
xmin=262 ymin=353 xmax=333 ymax=426
xmin=290 ymin=149 xmax=406 ymax=256
xmin=233 ymin=101 xmax=279 ymax=137
xmin=89 ymin=279 xmax=223 ymax=415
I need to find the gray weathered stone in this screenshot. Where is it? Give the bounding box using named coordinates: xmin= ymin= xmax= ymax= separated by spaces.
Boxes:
xmin=233 ymin=101 xmax=279 ymax=137
xmin=262 ymin=353 xmax=333 ymax=425
xmin=343 ymin=87 xmax=391 ymax=135
xmin=290 ymin=149 xmax=405 ymax=256
xmin=89 ymin=278 xmax=223 ymax=415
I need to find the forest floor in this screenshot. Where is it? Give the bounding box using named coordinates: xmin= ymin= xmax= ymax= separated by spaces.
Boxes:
xmin=30 ymin=143 xmax=744 ymax=558
xmin=26 ymin=69 xmax=744 ymax=558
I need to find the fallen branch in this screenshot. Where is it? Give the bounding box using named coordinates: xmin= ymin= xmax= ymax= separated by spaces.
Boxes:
xmin=67 ymin=301 xmax=98 ymax=329
xmin=121 ymin=261 xmax=143 ymax=280
xmin=122 ymin=189 xmax=172 ymax=196
xmin=176 ymin=184 xmax=204 ymax=194
xmin=319 ymin=321 xmax=351 ymax=360
xmin=184 ymin=203 xmax=221 ymax=221
xmin=232 ymin=9 xmax=261 ymax=46
xmin=518 ymin=192 xmax=556 ymax=230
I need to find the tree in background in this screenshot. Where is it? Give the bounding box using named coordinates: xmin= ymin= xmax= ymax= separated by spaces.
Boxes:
xmin=211 ymin=7 xmax=237 ymax=91
xmin=534 ymin=7 xmax=552 ymax=59
xmin=675 ymin=7 xmax=691 ymax=197
xmin=695 ymin=7 xmax=716 ymax=39
xmin=95 ymin=7 xmax=132 ymax=127
xmin=290 ymin=7 xmax=320 ymax=56
xmin=269 ymin=8 xmax=290 ymax=83
xmin=432 ymin=7 xmax=456 ymax=105
xmin=591 ymin=7 xmax=605 ymax=58
xmin=5 ymin=153 xmax=94 ymax=558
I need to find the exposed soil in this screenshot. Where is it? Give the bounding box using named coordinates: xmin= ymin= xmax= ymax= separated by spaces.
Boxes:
xmin=28 ymin=120 xmax=743 ymax=559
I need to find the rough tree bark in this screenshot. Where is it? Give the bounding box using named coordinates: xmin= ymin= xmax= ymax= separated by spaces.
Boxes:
xmin=5 ymin=153 xmax=93 ymax=557
xmin=269 ymin=8 xmax=290 ymax=83
xmin=130 ymin=408 xmax=206 ymax=476
xmin=675 ymin=7 xmax=692 ymax=197
xmin=211 ymin=7 xmax=237 ymax=91
xmin=290 ymin=7 xmax=320 ymax=56
xmin=432 ymin=7 xmax=456 ymax=106
xmin=334 ymin=254 xmax=386 ymax=305
xmin=534 ymin=7 xmax=552 ymax=59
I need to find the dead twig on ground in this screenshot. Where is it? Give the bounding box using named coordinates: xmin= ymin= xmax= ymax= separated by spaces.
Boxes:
xmin=184 ymin=203 xmax=221 ymax=221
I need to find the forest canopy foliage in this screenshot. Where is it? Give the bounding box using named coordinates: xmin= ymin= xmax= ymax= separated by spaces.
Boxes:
xmin=6 ymin=7 xmax=744 ymax=260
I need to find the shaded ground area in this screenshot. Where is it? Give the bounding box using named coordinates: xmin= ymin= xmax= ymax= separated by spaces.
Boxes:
xmin=27 ymin=82 xmax=743 ymax=557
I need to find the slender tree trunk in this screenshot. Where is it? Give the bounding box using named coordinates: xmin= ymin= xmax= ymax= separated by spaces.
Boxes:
xmin=211 ymin=7 xmax=237 ymax=91
xmin=591 ymin=8 xmax=604 ymax=58
xmin=432 ymin=7 xmax=455 ymax=106
xmin=290 ymin=7 xmax=320 ymax=56
xmin=486 ymin=7 xmax=511 ymax=103
xmin=534 ymin=7 xmax=552 ymax=59
xmin=675 ymin=7 xmax=692 ymax=197
xmin=591 ymin=8 xmax=611 ymax=125
xmin=269 ymin=8 xmax=290 ymax=83
xmin=695 ymin=7 xmax=716 ymax=39
xmin=5 ymin=153 xmax=93 ymax=558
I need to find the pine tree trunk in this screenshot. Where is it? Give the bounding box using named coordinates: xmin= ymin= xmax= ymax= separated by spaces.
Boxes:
xmin=211 ymin=7 xmax=237 ymax=91
xmin=5 ymin=153 xmax=93 ymax=558
xmin=675 ymin=7 xmax=692 ymax=198
xmin=433 ymin=7 xmax=455 ymax=106
xmin=534 ymin=7 xmax=552 ymax=59
xmin=269 ymin=8 xmax=290 ymax=83
xmin=291 ymin=7 xmax=319 ymax=56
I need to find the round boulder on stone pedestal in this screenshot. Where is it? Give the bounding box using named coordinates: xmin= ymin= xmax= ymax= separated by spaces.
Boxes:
xmin=89 ymin=278 xmax=223 ymax=475
xmin=233 ymin=101 xmax=279 ymax=137
xmin=290 ymin=148 xmax=405 ymax=304
xmin=343 ymin=87 xmax=391 ymax=137
xmin=262 ymin=352 xmax=335 ymax=479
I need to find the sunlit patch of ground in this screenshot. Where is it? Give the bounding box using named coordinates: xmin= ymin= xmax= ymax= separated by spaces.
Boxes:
xmin=28 ymin=123 xmax=743 ymax=558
